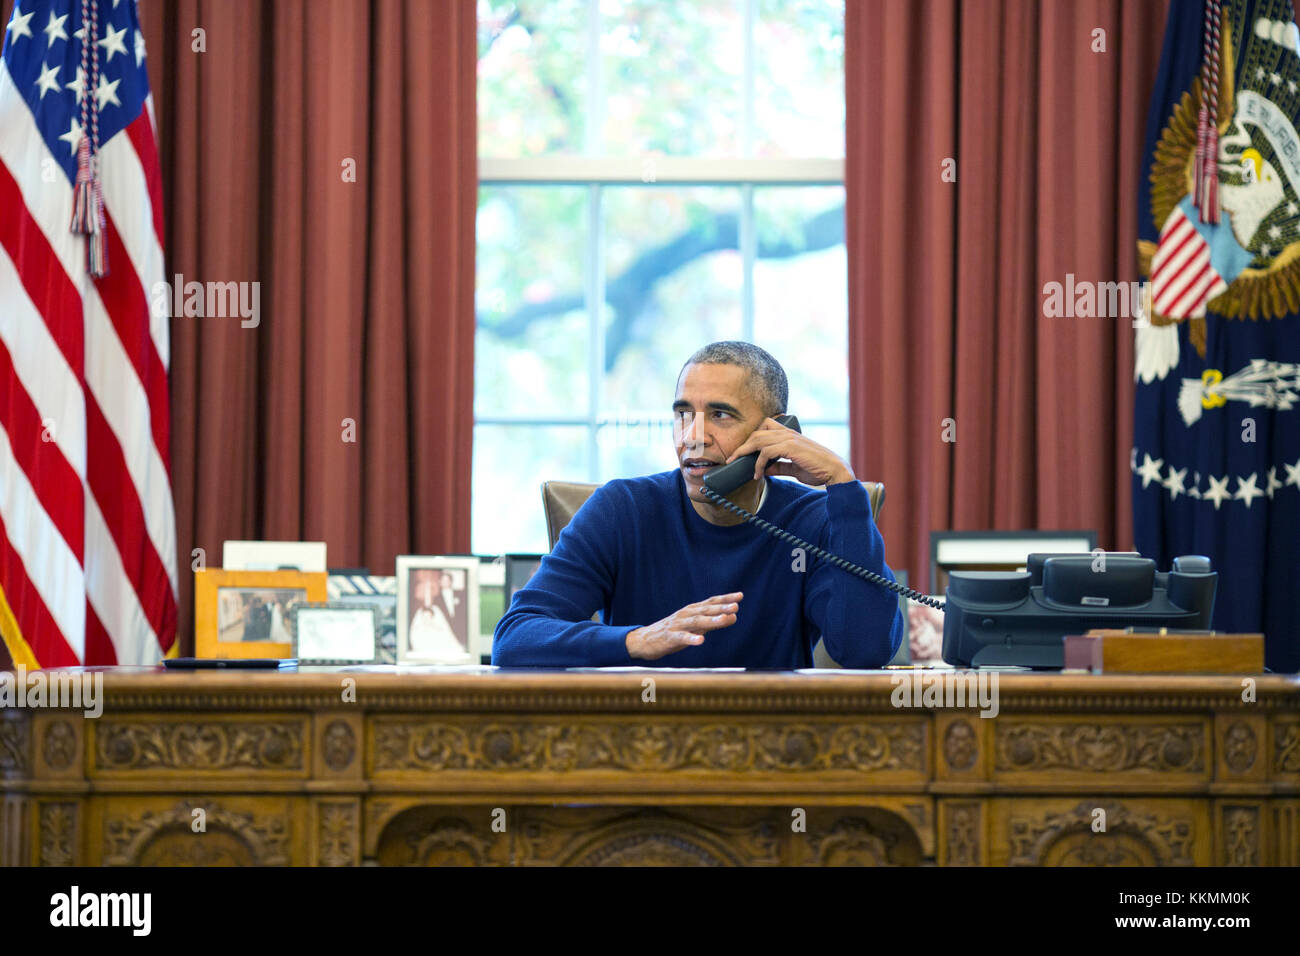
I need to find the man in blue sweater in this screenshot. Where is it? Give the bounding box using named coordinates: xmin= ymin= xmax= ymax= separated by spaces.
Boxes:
xmin=492 ymin=341 xmax=904 ymax=669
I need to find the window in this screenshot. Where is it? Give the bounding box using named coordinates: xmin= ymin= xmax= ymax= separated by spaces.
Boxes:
xmin=474 ymin=0 xmax=846 ymax=554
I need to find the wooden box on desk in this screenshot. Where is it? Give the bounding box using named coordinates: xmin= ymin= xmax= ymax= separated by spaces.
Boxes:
xmin=1063 ymin=630 xmax=1264 ymax=674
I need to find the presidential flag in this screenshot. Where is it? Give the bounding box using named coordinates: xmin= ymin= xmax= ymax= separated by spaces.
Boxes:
xmin=0 ymin=0 xmax=176 ymax=666
xmin=1135 ymin=0 xmax=1300 ymax=672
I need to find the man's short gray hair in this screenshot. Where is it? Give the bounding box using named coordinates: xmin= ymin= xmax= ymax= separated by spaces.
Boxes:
xmin=680 ymin=341 xmax=788 ymax=418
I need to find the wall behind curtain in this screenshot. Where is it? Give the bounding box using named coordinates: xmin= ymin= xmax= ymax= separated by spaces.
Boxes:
xmin=847 ymin=0 xmax=1170 ymax=587
xmin=134 ymin=0 xmax=477 ymax=650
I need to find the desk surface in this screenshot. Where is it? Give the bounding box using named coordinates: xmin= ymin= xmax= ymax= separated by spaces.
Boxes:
xmin=12 ymin=665 xmax=1300 ymax=705
xmin=3 ymin=667 xmax=1298 ymax=865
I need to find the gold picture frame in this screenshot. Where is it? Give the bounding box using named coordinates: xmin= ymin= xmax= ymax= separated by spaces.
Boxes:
xmin=195 ymin=569 xmax=328 ymax=659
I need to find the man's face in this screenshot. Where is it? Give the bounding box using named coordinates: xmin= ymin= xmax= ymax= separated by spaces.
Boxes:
xmin=672 ymin=362 xmax=766 ymax=503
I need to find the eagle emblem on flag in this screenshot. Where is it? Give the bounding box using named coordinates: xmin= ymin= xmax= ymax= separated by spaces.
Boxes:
xmin=1139 ymin=2 xmax=1300 ymax=358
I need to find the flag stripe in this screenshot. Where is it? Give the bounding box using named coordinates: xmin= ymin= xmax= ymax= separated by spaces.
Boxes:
xmin=0 ymin=512 xmax=79 ymax=668
xmin=1152 ymin=216 xmax=1196 ymax=275
xmin=105 ymin=116 xmax=169 ymax=369
xmin=1159 ymin=250 xmax=1211 ymax=309
xmin=0 ymin=156 xmax=86 ymax=385
xmin=0 ymin=337 xmax=83 ymax=560
xmin=84 ymin=392 xmax=177 ymax=645
xmin=84 ymin=297 xmax=179 ymax=596
xmin=115 ymin=113 xmax=166 ymax=256
xmin=1167 ymin=257 xmax=1217 ymax=316
xmin=0 ymin=238 xmax=87 ymax=481
xmin=1155 ymin=246 xmax=1211 ymax=313
xmin=92 ymin=209 xmax=171 ymax=477
xmin=1153 ymin=222 xmax=1201 ymax=285
xmin=85 ymin=496 xmax=164 ymax=665
xmin=84 ymin=601 xmax=119 ymax=666
xmin=0 ymin=425 xmax=85 ymax=658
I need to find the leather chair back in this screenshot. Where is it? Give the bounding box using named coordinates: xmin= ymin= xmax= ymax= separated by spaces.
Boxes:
xmin=541 ymin=481 xmax=603 ymax=551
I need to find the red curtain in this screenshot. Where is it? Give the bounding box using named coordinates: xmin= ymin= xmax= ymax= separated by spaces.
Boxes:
xmin=847 ymin=0 xmax=1170 ymax=588
xmin=133 ymin=0 xmax=477 ymax=650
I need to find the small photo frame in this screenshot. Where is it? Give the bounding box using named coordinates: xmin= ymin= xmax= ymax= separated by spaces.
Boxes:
xmin=289 ymin=602 xmax=380 ymax=665
xmin=396 ymin=556 xmax=479 ymax=665
xmin=195 ymin=569 xmax=328 ymax=659
xmin=222 ymin=540 xmax=327 ymax=572
xmin=505 ymin=553 xmax=544 ymax=605
xmin=478 ymin=556 xmax=506 ymax=664
xmin=889 ymin=569 xmax=912 ymax=665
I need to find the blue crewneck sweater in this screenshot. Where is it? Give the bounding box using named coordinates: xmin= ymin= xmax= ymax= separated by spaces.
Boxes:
xmin=492 ymin=470 xmax=903 ymax=669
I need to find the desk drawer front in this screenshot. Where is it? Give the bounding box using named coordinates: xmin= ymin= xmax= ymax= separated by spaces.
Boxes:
xmin=89 ymin=715 xmax=309 ymax=779
xmin=368 ymin=715 xmax=929 ymax=791
xmin=992 ymin=717 xmax=1210 ymax=788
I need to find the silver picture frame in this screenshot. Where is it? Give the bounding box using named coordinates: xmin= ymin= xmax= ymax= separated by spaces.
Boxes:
xmin=288 ymin=602 xmax=381 ymax=665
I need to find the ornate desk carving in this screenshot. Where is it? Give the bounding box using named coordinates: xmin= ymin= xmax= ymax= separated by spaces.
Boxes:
xmin=0 ymin=670 xmax=1296 ymax=866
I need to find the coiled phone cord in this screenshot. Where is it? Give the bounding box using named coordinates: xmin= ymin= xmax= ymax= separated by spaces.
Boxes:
xmin=700 ymin=485 xmax=947 ymax=612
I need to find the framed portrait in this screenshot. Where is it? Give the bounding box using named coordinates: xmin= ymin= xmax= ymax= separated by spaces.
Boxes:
xmin=289 ymin=602 xmax=380 ymax=665
xmin=396 ymin=556 xmax=479 ymax=665
xmin=195 ymin=569 xmax=328 ymax=659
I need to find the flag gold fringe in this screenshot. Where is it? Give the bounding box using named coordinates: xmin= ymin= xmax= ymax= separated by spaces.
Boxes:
xmin=0 ymin=582 xmax=40 ymax=669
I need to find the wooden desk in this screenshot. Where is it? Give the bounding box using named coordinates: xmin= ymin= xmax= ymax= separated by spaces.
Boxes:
xmin=1 ymin=668 xmax=1298 ymax=865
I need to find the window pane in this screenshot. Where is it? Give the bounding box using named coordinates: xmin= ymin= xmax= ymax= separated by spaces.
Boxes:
xmin=478 ymin=0 xmax=588 ymax=157
xmin=602 ymin=186 xmax=743 ymax=411
xmin=755 ymin=0 xmax=845 ymax=158
xmin=597 ymin=418 xmax=678 ymax=480
xmin=600 ymin=0 xmax=743 ymax=156
xmin=753 ymin=186 xmax=847 ymax=419
xmin=472 ymin=425 xmax=590 ymax=554
xmin=476 ymin=186 xmax=590 ymax=417
xmin=479 ymin=1 xmax=846 ymax=160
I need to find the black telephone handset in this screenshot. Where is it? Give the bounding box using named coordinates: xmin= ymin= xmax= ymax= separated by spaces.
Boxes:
xmin=702 ymin=414 xmax=803 ymax=494
xmin=699 ymin=413 xmax=945 ymax=611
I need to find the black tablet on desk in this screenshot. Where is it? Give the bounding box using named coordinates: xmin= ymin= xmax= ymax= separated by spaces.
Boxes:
xmin=163 ymin=658 xmax=298 ymax=669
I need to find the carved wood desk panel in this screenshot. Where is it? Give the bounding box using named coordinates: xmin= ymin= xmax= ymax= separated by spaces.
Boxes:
xmin=1 ymin=669 xmax=1298 ymax=866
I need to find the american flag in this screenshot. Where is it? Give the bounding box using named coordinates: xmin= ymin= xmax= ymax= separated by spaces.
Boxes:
xmin=0 ymin=0 xmax=176 ymax=667
xmin=1150 ymin=195 xmax=1251 ymax=320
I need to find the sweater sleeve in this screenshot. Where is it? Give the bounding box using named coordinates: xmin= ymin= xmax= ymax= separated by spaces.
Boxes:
xmin=804 ymin=481 xmax=904 ymax=668
xmin=491 ymin=484 xmax=637 ymax=667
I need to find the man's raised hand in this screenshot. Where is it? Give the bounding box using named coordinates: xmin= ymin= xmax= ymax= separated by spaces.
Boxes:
xmin=625 ymin=592 xmax=743 ymax=660
xmin=725 ymin=417 xmax=855 ymax=486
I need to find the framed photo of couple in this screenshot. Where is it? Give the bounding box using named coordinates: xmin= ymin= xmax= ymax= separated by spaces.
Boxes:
xmin=395 ymin=556 xmax=481 ymax=664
